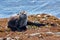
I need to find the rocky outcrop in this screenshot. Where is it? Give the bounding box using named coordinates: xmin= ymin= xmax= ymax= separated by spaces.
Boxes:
xmin=28 ymin=14 xmax=60 ymax=27
xmin=0 ymin=13 xmax=60 ymax=40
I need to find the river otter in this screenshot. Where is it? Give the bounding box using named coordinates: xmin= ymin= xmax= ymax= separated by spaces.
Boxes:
xmin=7 ymin=11 xmax=27 ymax=31
xmin=17 ymin=11 xmax=27 ymax=31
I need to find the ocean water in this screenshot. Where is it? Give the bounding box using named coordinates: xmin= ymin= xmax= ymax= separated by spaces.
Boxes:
xmin=0 ymin=0 xmax=60 ymax=18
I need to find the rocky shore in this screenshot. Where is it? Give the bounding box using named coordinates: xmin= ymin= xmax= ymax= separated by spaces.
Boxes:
xmin=0 ymin=14 xmax=60 ymax=40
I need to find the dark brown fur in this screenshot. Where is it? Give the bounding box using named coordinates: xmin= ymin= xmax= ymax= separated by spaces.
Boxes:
xmin=7 ymin=11 xmax=27 ymax=31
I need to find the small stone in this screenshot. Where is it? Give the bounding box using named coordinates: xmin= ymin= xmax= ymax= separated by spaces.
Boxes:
xmin=55 ymin=32 xmax=60 ymax=35
xmin=45 ymin=32 xmax=54 ymax=36
xmin=44 ymin=15 xmax=47 ymax=17
xmin=11 ymin=38 xmax=15 ymax=40
xmin=29 ymin=33 xmax=40 ymax=36
xmin=3 ymin=38 xmax=6 ymax=40
xmin=37 ymin=15 xmax=41 ymax=17
xmin=6 ymin=37 xmax=11 ymax=40
xmin=38 ymin=35 xmax=42 ymax=37
xmin=41 ymin=18 xmax=46 ymax=21
xmin=15 ymin=36 xmax=20 ymax=40
xmin=0 ymin=38 xmax=3 ymax=40
xmin=38 ymin=35 xmax=43 ymax=39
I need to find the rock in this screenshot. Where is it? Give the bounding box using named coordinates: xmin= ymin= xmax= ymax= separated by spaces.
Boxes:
xmin=37 ymin=15 xmax=41 ymax=17
xmin=29 ymin=33 xmax=40 ymax=37
xmin=6 ymin=37 xmax=11 ymax=40
xmin=0 ymin=38 xmax=3 ymax=40
xmin=45 ymin=32 xmax=54 ymax=36
xmin=55 ymin=32 xmax=60 ymax=35
xmin=15 ymin=36 xmax=20 ymax=40
xmin=11 ymin=38 xmax=15 ymax=40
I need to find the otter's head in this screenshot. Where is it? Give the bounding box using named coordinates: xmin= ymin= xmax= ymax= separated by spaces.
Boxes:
xmin=18 ymin=11 xmax=27 ymax=15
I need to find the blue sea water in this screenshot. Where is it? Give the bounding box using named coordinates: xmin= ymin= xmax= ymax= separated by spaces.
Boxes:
xmin=0 ymin=0 xmax=60 ymax=18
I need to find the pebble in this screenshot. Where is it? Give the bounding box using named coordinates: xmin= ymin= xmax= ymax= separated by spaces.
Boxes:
xmin=29 ymin=33 xmax=40 ymax=36
xmin=0 ymin=38 xmax=3 ymax=40
xmin=15 ymin=36 xmax=20 ymax=40
xmin=46 ymin=32 xmax=54 ymax=34
xmin=6 ymin=37 xmax=11 ymax=40
xmin=55 ymin=32 xmax=60 ymax=35
xmin=37 ymin=15 xmax=41 ymax=17
xmin=45 ymin=32 xmax=54 ymax=36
